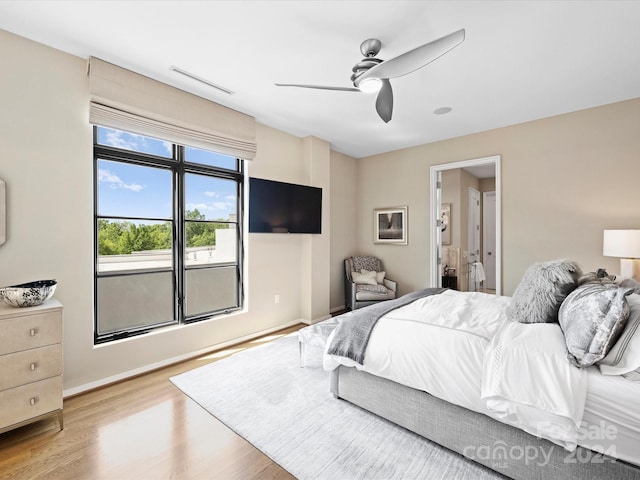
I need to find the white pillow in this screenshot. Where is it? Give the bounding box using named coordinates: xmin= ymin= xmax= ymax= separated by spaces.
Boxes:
xmin=352 ymin=270 xmax=377 ymax=286
xmin=599 ymin=293 xmax=640 ymax=379
xmin=362 ymin=269 xmax=386 ymax=284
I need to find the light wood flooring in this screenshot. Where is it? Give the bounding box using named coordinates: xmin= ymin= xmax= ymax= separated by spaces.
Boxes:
xmin=0 ymin=325 xmax=306 ymax=480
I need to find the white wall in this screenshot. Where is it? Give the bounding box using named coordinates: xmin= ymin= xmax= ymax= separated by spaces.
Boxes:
xmin=0 ymin=29 xmax=332 ymax=393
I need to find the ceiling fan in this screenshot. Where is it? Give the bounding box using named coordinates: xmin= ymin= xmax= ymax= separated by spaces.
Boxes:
xmin=275 ymin=29 xmax=465 ymax=123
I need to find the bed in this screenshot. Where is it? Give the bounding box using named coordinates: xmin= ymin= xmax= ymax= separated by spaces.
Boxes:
xmin=301 ymin=262 xmax=640 ymax=480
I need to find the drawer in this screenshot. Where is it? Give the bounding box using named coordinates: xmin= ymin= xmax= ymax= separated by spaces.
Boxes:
xmin=0 ymin=310 xmax=62 ymax=355
xmin=0 ymin=376 xmax=62 ymax=429
xmin=0 ymin=344 xmax=62 ymax=390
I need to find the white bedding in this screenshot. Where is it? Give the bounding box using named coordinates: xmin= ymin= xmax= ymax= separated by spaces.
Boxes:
xmin=324 ymin=290 xmax=510 ymax=415
xmin=323 ymin=289 xmax=640 ymax=465
xmin=581 ymin=367 xmax=640 ymax=467
xmin=481 ymin=320 xmax=587 ymax=450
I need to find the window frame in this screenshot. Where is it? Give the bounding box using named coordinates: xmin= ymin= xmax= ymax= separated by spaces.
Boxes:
xmin=93 ymin=126 xmax=244 ymax=344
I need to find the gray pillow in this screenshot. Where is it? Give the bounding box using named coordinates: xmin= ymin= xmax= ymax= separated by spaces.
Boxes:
xmin=578 ymin=268 xmax=616 ymax=286
xmin=507 ymin=259 xmax=582 ymax=324
xmin=599 ymin=293 xmax=640 ymax=378
xmin=559 ymin=283 xmax=632 ymax=367
xmin=618 ymin=277 xmax=640 ymax=294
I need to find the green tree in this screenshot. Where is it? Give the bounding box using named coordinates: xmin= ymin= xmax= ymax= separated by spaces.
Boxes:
xmin=98 ymin=219 xmax=133 ymax=255
xmin=185 ymin=209 xmax=220 ymax=248
xmin=97 ymin=210 xmax=229 ymax=255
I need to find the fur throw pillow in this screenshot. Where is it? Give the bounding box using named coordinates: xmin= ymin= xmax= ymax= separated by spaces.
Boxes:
xmin=508 ymin=259 xmax=582 ymax=324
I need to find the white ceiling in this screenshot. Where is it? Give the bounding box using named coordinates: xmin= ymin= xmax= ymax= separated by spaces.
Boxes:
xmin=1 ymin=1 xmax=639 ymax=159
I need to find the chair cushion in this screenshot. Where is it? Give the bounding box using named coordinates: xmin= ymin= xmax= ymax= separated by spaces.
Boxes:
xmin=355 ymin=285 xmax=394 ymax=301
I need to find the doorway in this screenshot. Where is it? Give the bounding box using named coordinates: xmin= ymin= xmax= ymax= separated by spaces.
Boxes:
xmin=429 ymin=155 xmax=501 ymax=295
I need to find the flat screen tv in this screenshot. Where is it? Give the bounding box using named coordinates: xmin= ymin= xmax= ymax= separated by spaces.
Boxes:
xmin=249 ymin=177 xmax=322 ymax=234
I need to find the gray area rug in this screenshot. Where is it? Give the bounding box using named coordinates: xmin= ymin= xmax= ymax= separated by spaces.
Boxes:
xmin=170 ymin=333 xmax=504 ymax=480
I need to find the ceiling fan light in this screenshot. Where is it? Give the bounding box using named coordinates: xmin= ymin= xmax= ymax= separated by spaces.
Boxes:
xmin=359 ymin=77 xmax=382 ymax=94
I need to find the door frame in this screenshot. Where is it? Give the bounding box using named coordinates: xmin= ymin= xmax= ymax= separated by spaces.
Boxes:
xmin=429 ymin=155 xmax=502 ymax=295
xmin=482 ymin=190 xmax=497 ymax=290
xmin=467 ymin=187 xmax=481 ymax=291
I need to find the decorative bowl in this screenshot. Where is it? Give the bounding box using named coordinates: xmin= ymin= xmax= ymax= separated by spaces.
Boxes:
xmin=0 ymin=280 xmax=57 ymax=308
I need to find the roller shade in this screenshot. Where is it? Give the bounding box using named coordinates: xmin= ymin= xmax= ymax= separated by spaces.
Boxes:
xmin=88 ymin=57 xmax=256 ymax=160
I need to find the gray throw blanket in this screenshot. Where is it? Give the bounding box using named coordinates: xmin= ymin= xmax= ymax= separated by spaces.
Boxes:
xmin=327 ymin=288 xmax=446 ymax=364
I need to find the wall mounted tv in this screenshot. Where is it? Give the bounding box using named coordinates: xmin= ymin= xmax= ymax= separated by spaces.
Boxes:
xmin=249 ymin=177 xmax=322 ymax=234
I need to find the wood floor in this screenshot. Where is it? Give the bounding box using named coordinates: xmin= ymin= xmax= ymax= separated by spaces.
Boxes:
xmin=0 ymin=325 xmax=305 ymax=480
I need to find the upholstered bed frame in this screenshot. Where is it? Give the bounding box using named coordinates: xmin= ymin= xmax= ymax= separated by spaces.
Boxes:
xmin=330 ymin=365 xmax=640 ymax=480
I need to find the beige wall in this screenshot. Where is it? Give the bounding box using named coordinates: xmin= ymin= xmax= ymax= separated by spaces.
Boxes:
xmin=329 ymin=151 xmax=358 ymax=310
xmin=441 ymin=169 xmax=480 ymax=291
xmin=0 ymin=30 xmax=333 ymax=393
xmin=480 ymin=177 xmax=496 ymax=193
xmin=357 ymin=97 xmax=640 ymax=295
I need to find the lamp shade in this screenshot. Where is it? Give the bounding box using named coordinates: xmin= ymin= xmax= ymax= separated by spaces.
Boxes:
xmin=603 ymin=230 xmax=640 ymax=258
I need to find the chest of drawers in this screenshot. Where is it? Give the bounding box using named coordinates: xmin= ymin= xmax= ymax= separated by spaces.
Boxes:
xmin=0 ymin=299 xmax=63 ymax=434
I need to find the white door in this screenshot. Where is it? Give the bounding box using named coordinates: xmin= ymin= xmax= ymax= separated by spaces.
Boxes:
xmin=483 ymin=191 xmax=496 ymax=290
xmin=467 ymin=188 xmax=481 ymax=291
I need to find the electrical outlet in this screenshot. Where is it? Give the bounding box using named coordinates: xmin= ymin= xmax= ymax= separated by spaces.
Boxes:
xmin=274 ymin=294 xmax=280 ymax=304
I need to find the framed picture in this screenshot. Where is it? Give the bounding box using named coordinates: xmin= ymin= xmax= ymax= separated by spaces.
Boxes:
xmin=441 ymin=203 xmax=451 ymax=245
xmin=374 ymin=206 xmax=407 ymax=245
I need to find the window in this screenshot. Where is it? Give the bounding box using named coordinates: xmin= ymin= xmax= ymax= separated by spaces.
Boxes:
xmin=94 ymin=126 xmax=243 ymax=343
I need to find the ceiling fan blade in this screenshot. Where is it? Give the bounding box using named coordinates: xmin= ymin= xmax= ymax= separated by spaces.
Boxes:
xmin=359 ymin=29 xmax=465 ymax=82
xmin=375 ymin=79 xmax=393 ymax=123
xmin=275 ymin=83 xmax=360 ymax=92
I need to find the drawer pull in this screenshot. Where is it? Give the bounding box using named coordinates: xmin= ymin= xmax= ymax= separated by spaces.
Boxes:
xmin=30 ymin=396 xmax=38 ymax=406
xmin=30 ymin=328 xmax=38 ymax=337
xmin=30 ymin=362 xmax=38 ymax=371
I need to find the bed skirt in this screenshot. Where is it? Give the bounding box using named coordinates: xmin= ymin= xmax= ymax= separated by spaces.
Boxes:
xmin=330 ymin=366 xmax=640 ymax=480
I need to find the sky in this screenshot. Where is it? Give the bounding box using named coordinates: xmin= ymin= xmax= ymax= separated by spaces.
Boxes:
xmin=97 ymin=128 xmax=237 ymax=222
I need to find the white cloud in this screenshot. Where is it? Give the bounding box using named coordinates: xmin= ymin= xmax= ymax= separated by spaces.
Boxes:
xmin=186 ymin=201 xmax=233 ymax=212
xmin=162 ymin=141 xmax=172 ymax=155
xmin=103 ymin=129 xmax=144 ymax=151
xmin=204 ymin=191 xmax=218 ymax=198
xmin=102 ymin=128 xmax=172 ymax=156
xmin=186 ymin=202 xmax=210 ymax=211
xmin=98 ymin=168 xmax=144 ymax=192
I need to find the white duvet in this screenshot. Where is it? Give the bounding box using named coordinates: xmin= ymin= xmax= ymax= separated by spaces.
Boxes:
xmin=482 ymin=321 xmax=587 ymax=450
xmin=323 ymin=289 xmax=588 ymax=450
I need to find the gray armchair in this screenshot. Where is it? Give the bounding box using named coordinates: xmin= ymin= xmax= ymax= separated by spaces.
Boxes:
xmin=344 ymin=255 xmax=397 ymax=310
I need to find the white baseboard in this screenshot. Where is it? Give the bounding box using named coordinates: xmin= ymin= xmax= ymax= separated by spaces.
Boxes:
xmin=306 ymin=313 xmax=331 ymax=325
xmin=63 ymin=319 xmax=303 ymax=398
xmin=330 ymin=304 xmax=346 ymax=314
xmin=300 ymin=308 xmax=341 ymax=325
